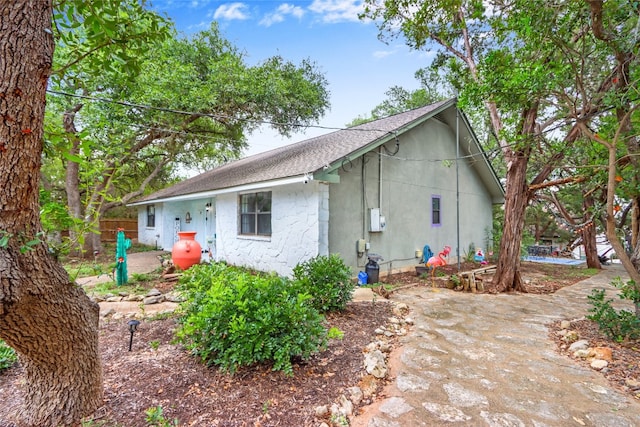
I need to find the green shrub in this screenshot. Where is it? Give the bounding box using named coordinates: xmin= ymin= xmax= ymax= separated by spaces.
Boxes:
xmin=176 ymin=263 xmax=327 ymax=376
xmin=587 ymin=279 xmax=640 ymax=342
xmin=0 ymin=340 xmax=17 ymax=371
xmin=292 ymin=254 xmax=353 ymax=313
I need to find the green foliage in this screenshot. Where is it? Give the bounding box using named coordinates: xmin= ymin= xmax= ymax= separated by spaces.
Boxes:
xmin=64 ymin=262 xmax=114 ymax=280
xmin=0 ymin=230 xmax=45 ymax=254
xmin=85 ymin=280 xmax=148 ymax=298
xmin=464 ymin=242 xmax=476 ymax=262
xmin=331 ymin=414 xmax=349 ymax=427
xmin=292 ymin=254 xmax=354 ymax=313
xmin=346 ymin=82 xmax=448 ymax=126
xmin=587 ymin=279 xmax=640 ymax=342
xmin=176 ymin=263 xmax=327 ymax=376
xmin=43 ymin=18 xmax=330 ymax=241
xmin=327 ymin=326 xmax=345 ymax=340
xmin=131 ymin=273 xmax=153 ymax=283
xmin=39 ymin=189 xmax=94 ymax=257
xmin=449 ymin=274 xmax=461 ymax=287
xmin=0 ymin=340 xmax=17 ymax=371
xmin=491 ymin=205 xmax=503 ymax=259
xmin=52 ymin=0 xmax=172 ymax=81
xmin=145 ymin=405 xmax=179 ymax=427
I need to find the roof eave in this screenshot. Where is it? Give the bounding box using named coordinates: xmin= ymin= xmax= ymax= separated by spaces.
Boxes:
xmin=128 ymin=175 xmax=309 ymax=206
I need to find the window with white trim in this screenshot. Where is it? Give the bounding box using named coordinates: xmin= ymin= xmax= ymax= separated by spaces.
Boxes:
xmin=239 ymin=191 xmax=272 ymax=236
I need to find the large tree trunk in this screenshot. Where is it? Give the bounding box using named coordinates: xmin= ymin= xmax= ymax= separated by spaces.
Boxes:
xmin=582 ymin=196 xmax=601 ymax=269
xmin=493 ymin=153 xmax=529 ymax=292
xmin=0 ymin=2 xmax=103 ymax=426
xmin=63 ymin=104 xmax=84 ymax=257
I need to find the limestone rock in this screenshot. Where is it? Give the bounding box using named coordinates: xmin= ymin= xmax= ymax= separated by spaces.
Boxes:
xmin=100 ymin=308 xmax=115 ymax=317
xmin=568 ymin=339 xmax=589 ymax=352
xmin=573 ymin=349 xmax=591 ymax=358
xmin=392 ymin=303 xmax=409 ymax=316
xmin=339 ymin=394 xmax=353 ymax=416
xmin=364 ymin=349 xmax=387 ymax=378
xmin=143 ymin=295 xmax=165 ymax=305
xmin=589 ymin=346 xmax=613 ymax=362
xmin=624 ymin=378 xmax=640 ymax=389
xmin=347 ymin=386 xmax=363 ymax=406
xmin=164 ymin=291 xmax=185 ymax=303
xmin=590 ymin=359 xmax=608 ymax=370
xmin=314 ymin=405 xmax=328 ymax=418
xmin=562 ymin=330 xmax=579 ymax=342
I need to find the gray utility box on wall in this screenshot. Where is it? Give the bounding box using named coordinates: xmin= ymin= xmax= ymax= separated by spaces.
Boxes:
xmin=369 ymin=208 xmax=386 ymax=232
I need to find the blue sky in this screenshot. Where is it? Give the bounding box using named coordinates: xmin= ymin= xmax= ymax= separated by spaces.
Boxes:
xmin=151 ymin=0 xmax=432 ymax=155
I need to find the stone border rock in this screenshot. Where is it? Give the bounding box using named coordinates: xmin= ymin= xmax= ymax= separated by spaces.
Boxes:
xmin=556 ymin=318 xmax=614 ymax=371
xmin=93 ymin=288 xmax=184 ymax=320
xmin=315 ymin=301 xmax=413 ymax=427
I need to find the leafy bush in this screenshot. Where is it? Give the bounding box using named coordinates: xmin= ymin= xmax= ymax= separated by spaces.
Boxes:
xmin=587 ymin=278 xmax=640 ymax=342
xmin=176 ymin=263 xmax=327 ymax=376
xmin=292 ymin=254 xmax=353 ymax=313
xmin=0 ymin=340 xmax=17 ymax=371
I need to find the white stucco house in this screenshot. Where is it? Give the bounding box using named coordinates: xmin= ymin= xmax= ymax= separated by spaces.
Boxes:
xmin=130 ymin=99 xmax=504 ymax=277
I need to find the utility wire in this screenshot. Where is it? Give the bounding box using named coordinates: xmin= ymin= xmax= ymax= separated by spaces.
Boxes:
xmin=46 ymin=89 xmax=623 ymax=169
xmin=46 ymin=89 xmax=391 ymax=134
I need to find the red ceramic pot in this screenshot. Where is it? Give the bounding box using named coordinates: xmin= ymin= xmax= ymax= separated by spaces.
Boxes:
xmin=172 ymin=231 xmax=202 ymax=270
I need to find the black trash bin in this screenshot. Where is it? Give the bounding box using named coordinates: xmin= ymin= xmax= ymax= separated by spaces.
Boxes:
xmin=366 ymin=254 xmax=383 ymax=284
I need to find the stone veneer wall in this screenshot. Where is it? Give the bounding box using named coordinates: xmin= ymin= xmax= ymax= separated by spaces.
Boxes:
xmin=215 ymin=182 xmax=324 ymax=277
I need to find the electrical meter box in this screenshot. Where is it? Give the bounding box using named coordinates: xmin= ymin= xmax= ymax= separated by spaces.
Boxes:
xmin=370 ymin=208 xmax=386 ymax=232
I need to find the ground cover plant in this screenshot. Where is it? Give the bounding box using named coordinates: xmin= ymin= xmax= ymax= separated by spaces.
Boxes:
xmin=588 ymin=278 xmax=640 ymax=342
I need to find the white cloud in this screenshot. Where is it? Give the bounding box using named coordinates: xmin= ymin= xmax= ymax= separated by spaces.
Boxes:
xmin=373 ymin=50 xmax=394 ymax=59
xmin=260 ymin=3 xmax=306 ymax=27
xmin=214 ymin=3 xmax=250 ymax=21
xmin=186 ymin=20 xmax=210 ymax=31
xmin=308 ymin=0 xmax=365 ymax=23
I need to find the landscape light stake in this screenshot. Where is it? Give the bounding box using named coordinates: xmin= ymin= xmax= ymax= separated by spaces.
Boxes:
xmin=128 ymin=319 xmax=140 ymax=351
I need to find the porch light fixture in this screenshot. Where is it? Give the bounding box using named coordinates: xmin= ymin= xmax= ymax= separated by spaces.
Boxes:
xmin=127 ymin=319 xmax=140 ymax=351
xmin=185 ymin=211 xmax=192 ymax=223
xmin=205 ymin=203 xmax=211 ymax=212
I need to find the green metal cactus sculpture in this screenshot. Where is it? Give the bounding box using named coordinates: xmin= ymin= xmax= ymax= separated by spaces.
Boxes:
xmin=115 ymin=228 xmax=132 ymax=286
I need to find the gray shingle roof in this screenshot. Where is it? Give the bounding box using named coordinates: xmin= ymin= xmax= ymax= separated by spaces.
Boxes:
xmin=134 ymin=99 xmax=459 ymax=203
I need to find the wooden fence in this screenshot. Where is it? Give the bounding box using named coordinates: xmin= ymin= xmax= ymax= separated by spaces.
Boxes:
xmin=100 ymin=218 xmax=138 ymax=242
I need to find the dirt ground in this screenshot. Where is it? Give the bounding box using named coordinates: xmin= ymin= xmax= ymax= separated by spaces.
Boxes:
xmin=1 ymin=260 xmax=638 ymax=426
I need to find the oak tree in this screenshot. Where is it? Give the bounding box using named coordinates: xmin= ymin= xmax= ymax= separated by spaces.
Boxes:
xmin=0 ymin=0 xmax=168 ymax=425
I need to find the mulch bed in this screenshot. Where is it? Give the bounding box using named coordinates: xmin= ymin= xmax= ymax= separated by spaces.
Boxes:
xmin=0 ymin=301 xmax=396 ymax=427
